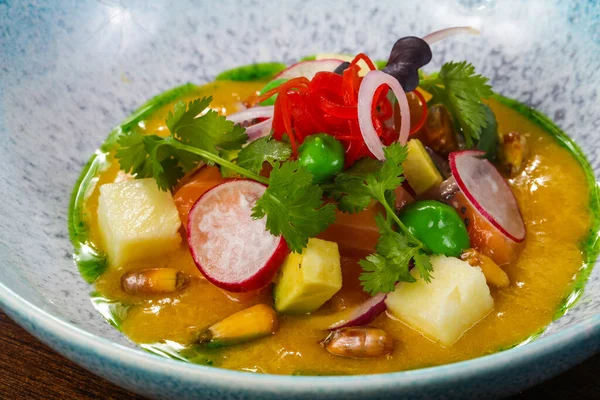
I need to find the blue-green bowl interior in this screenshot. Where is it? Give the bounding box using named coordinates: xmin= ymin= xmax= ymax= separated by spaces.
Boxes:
xmin=0 ymin=0 xmax=599 ymax=399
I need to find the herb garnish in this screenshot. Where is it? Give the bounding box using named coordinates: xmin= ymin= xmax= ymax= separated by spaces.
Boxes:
xmin=115 ymin=97 xmax=333 ymax=253
xmin=329 ymin=144 xmax=432 ymax=295
xmin=419 ymin=61 xmax=493 ymax=148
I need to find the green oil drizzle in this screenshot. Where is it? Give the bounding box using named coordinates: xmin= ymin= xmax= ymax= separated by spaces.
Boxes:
xmin=90 ymin=292 xmax=130 ymax=331
xmin=215 ymin=62 xmax=286 ymax=82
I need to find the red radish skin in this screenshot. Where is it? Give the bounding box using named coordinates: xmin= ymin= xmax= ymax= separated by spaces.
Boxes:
xmin=449 ymin=150 xmax=526 ymax=242
xmin=187 ymin=180 xmax=289 ymax=292
xmin=274 ymin=59 xmax=345 ymax=81
xmin=328 ymin=293 xmax=387 ymax=330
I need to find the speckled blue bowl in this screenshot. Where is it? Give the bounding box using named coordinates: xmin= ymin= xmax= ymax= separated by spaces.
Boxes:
xmin=1 ymin=0 xmax=599 ymax=399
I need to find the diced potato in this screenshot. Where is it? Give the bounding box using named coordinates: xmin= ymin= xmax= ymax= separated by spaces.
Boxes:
xmin=385 ymin=255 xmax=494 ymax=346
xmin=403 ymin=139 xmax=443 ymax=195
xmin=97 ymin=178 xmax=182 ymax=267
xmin=274 ymin=238 xmax=342 ymax=314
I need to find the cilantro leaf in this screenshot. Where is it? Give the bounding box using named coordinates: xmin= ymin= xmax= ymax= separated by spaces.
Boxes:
xmin=328 ymin=158 xmax=381 ymax=213
xmin=420 ymin=61 xmax=493 ymax=147
xmin=166 ymin=98 xmax=212 ymax=135
xmin=237 ymin=135 xmax=292 ymax=174
xmin=252 ymin=161 xmax=336 ymax=253
xmin=359 ymin=214 xmax=433 ymax=295
xmin=174 ymin=105 xmax=248 ymax=160
xmin=329 ymin=143 xmax=433 ymax=294
xmin=359 ymin=214 xmax=417 ymax=295
xmin=331 ymin=143 xmax=408 ymax=213
xmin=115 ymin=97 xmax=252 ymax=191
xmin=116 ymin=133 xmax=184 ymax=191
xmin=413 ymin=251 xmax=433 ymax=283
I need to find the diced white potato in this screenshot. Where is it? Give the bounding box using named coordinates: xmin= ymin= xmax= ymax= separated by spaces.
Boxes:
xmin=385 ymin=255 xmax=494 ymax=346
xmin=274 ymin=238 xmax=342 ymax=314
xmin=97 ymin=178 xmax=182 ymax=267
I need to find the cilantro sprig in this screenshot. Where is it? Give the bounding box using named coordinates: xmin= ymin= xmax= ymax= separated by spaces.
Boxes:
xmin=237 ymin=135 xmax=292 ymax=174
xmin=329 ymin=143 xmax=433 ymax=295
xmin=115 ymin=97 xmax=333 ymax=253
xmin=253 ymin=161 xmax=336 ymax=252
xmin=419 ymin=61 xmax=493 ymax=148
xmin=116 ymin=97 xmax=262 ymax=190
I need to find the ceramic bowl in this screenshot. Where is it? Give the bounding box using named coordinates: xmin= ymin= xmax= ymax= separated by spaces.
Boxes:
xmin=1 ymin=0 xmax=599 ymax=399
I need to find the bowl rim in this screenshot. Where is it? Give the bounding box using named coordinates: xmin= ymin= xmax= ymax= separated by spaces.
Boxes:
xmin=1 ymin=278 xmax=599 ymax=393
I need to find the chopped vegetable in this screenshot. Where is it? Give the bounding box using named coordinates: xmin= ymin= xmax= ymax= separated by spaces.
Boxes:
xmin=385 ymin=255 xmax=494 ymax=346
xmin=298 ymin=134 xmax=345 ymax=183
xmin=259 ymin=53 xmax=396 ymax=166
xmin=327 ymin=292 xmax=387 ymax=330
xmin=273 ymin=238 xmax=342 ymax=314
xmin=449 ymin=150 xmax=526 ymax=243
xmin=358 ymin=70 xmax=411 ymax=159
xmin=399 ymin=200 xmax=470 ymax=257
xmin=461 ymin=248 xmax=510 ymax=288
xmin=97 ymin=178 xmax=182 ymax=267
xmin=187 ymin=180 xmax=289 ymax=292
xmin=252 ymin=161 xmax=337 ymax=253
xmin=121 ymin=268 xmax=189 ymax=295
xmin=449 ymin=190 xmax=524 ymax=266
xmin=321 ymin=327 xmax=394 ymax=358
xmin=237 ymin=135 xmax=292 ymax=174
xmin=382 ymin=36 xmax=432 ymax=92
xmin=197 ymin=304 xmax=278 ymax=347
xmin=329 ymin=144 xmax=432 ymax=295
xmin=173 ymin=166 xmax=226 ymax=228
xmin=317 ymin=205 xmax=383 ymax=257
xmin=499 ymin=131 xmax=528 ymax=176
xmin=115 ymin=98 xmax=333 ymax=253
xmin=402 ymin=139 xmax=443 ymax=195
xmin=274 ymin=59 xmax=345 ymax=81
xmin=422 ymin=26 xmax=480 ymax=45
xmin=419 ymin=62 xmax=494 ymax=148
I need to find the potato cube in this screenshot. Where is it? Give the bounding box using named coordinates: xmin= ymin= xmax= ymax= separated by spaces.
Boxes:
xmin=385 ymin=255 xmax=494 ymax=346
xmin=97 ymin=178 xmax=182 ymax=267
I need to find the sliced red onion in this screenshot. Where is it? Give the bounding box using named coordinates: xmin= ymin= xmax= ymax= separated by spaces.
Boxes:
xmin=328 ymin=293 xmax=387 ymax=330
xmin=226 ymin=106 xmax=274 ymax=125
xmin=358 ymin=70 xmax=411 ymax=160
xmin=244 ymin=117 xmax=273 ymax=141
xmin=422 ymin=26 xmax=480 ymax=45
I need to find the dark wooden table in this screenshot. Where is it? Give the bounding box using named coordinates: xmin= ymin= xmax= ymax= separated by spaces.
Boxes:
xmin=1 ymin=311 xmax=598 ymax=399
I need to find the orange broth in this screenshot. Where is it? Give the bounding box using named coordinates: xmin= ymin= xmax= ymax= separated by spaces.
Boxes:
xmin=85 ymin=81 xmax=593 ymax=375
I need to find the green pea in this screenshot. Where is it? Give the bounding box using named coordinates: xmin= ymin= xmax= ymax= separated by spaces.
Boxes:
xmin=298 ymin=134 xmax=345 ymax=184
xmin=259 ymin=78 xmax=288 ymax=106
xmin=399 ymin=200 xmax=470 ymax=257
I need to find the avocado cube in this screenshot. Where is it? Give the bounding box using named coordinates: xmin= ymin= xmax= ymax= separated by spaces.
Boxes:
xmin=403 ymin=139 xmax=443 ymax=195
xmin=274 ymin=238 xmax=342 ymax=314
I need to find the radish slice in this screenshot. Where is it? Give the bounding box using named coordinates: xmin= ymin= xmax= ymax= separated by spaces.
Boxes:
xmin=328 ymin=293 xmax=387 ymax=330
xmin=358 ymin=70 xmax=411 ymax=160
xmin=274 ymin=59 xmax=345 ymax=81
xmin=449 ymin=150 xmax=525 ymax=242
xmin=187 ymin=180 xmax=289 ymax=292
xmin=422 ymin=26 xmax=480 ymax=45
xmin=227 ymin=106 xmax=274 ymax=125
xmin=244 ymin=117 xmax=273 ymax=141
